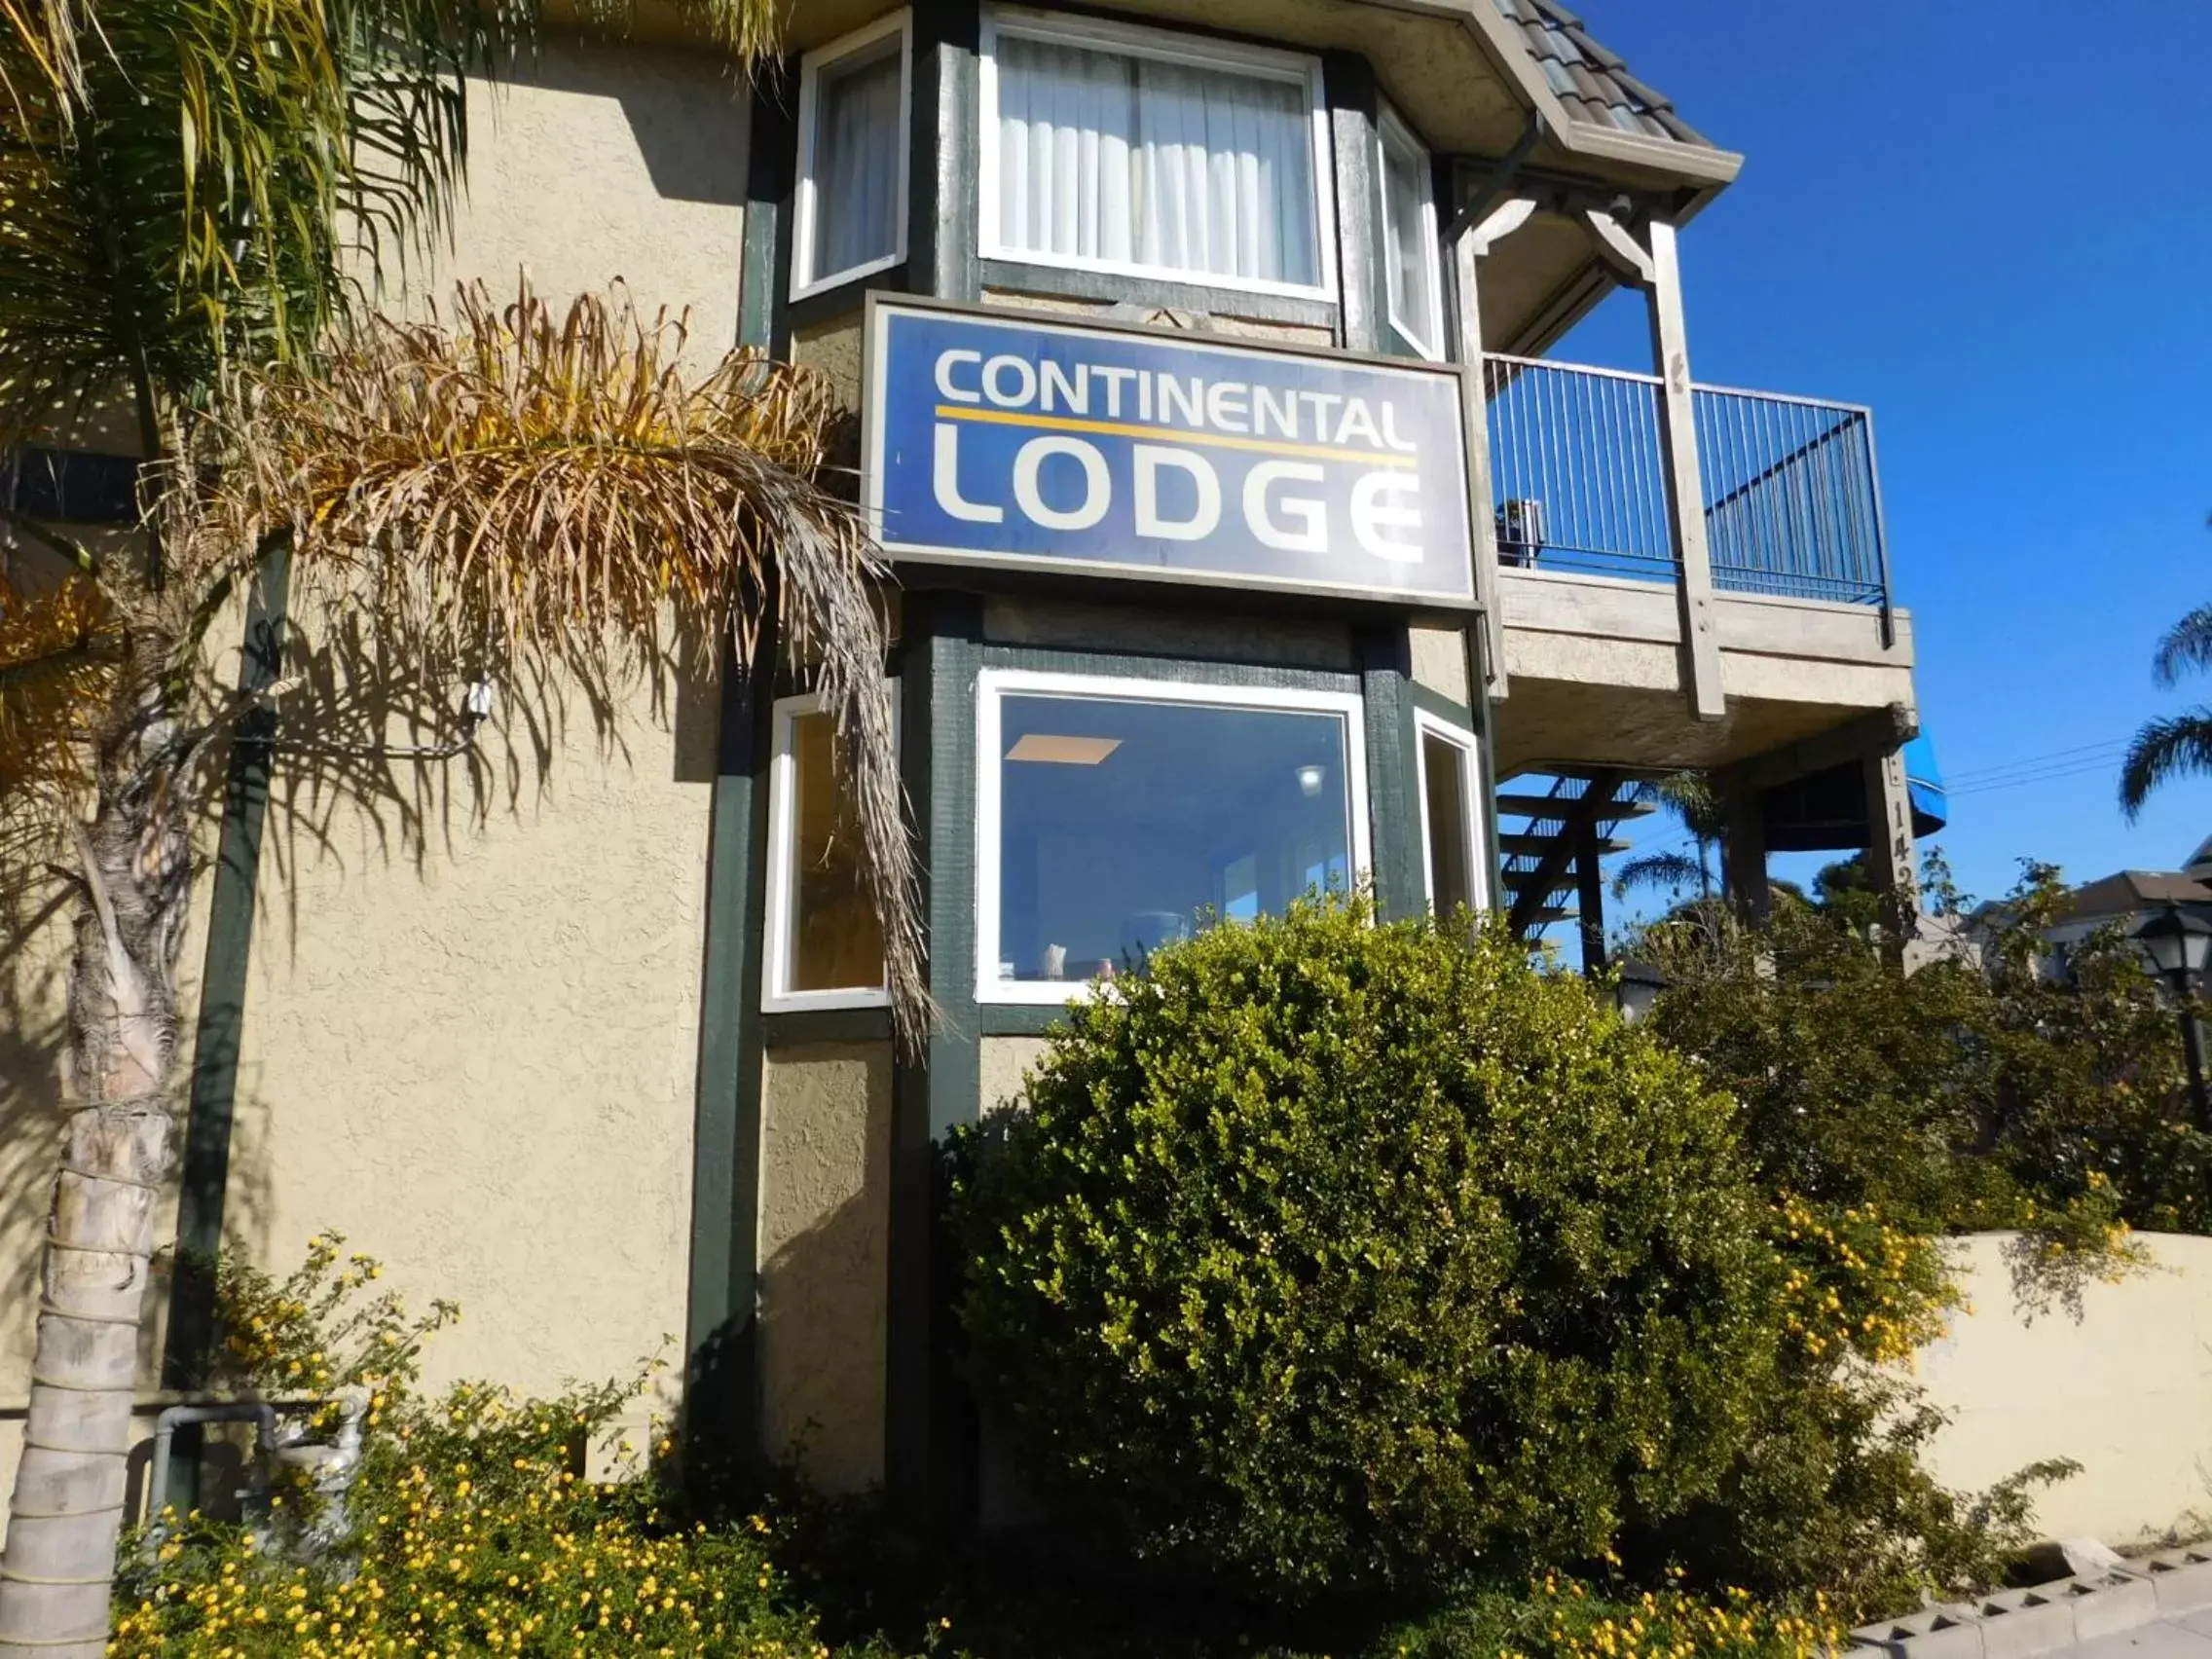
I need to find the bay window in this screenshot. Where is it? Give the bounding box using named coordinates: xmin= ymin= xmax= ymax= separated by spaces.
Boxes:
xmin=976 ymin=670 xmax=1369 ymax=1003
xmin=763 ymin=690 xmax=895 ymax=1012
xmin=1379 ymin=102 xmax=1443 ymax=358
xmin=1414 ymin=709 xmax=1490 ymax=917
xmin=979 ymin=8 xmax=1336 ymax=299
xmin=793 ymin=12 xmax=911 ymax=299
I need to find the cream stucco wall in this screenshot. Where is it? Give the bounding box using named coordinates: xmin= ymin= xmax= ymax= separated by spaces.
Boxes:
xmin=1919 ymin=1232 xmax=2212 ymax=1545
xmin=4 ymin=38 xmax=747 ymax=1543
xmin=757 ymin=1042 xmax=894 ymax=1494
xmin=377 ymin=41 xmax=750 ymax=350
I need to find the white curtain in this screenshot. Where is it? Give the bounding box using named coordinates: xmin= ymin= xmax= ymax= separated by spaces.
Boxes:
xmin=812 ymin=45 xmax=903 ymax=280
xmin=995 ymin=33 xmax=1320 ymax=288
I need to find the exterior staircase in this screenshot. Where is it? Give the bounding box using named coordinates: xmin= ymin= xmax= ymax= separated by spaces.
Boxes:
xmin=1497 ymin=772 xmax=1654 ymax=952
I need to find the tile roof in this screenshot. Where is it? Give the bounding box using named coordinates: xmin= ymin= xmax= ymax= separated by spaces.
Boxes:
xmin=1490 ymin=0 xmax=1716 ymax=150
xmin=2062 ymin=870 xmax=2212 ymax=923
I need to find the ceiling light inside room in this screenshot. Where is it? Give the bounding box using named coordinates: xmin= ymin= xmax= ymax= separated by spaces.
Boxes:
xmin=1296 ymin=764 xmax=1327 ymax=797
xmin=1008 ymin=734 xmax=1123 ymax=765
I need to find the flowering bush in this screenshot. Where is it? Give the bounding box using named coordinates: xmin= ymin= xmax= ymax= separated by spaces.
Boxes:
xmin=111 ymin=1243 xmax=846 ymax=1658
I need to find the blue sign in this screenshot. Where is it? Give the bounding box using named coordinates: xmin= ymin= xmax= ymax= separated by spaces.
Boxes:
xmin=862 ymin=299 xmax=1477 ymax=605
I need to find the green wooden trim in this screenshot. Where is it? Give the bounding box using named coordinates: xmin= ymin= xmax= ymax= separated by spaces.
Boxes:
xmin=886 ymin=590 xmax=984 ymax=1522
xmin=164 ymin=542 xmax=289 ymax=1397
xmin=977 ymin=641 xmax=1360 ymax=693
xmin=975 ymin=1005 xmax=1081 ymax=1038
xmin=762 ymin=1008 xmax=894 ymax=1048
xmin=682 ymin=77 xmax=794 ymax=1493
xmin=1357 ymin=624 xmax=1423 ymax=921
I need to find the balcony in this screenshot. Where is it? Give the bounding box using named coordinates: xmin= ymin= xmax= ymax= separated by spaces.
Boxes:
xmin=1479 ymin=354 xmax=1916 ymax=778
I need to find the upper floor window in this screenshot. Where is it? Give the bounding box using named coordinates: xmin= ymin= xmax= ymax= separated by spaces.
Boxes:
xmin=1378 ymin=102 xmax=1443 ymax=358
xmin=979 ymin=8 xmax=1336 ymax=301
xmin=793 ymin=12 xmax=911 ymax=300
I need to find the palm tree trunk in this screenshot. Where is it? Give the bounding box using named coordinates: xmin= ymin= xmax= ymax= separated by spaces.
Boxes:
xmin=0 ymin=633 xmax=194 ymax=1658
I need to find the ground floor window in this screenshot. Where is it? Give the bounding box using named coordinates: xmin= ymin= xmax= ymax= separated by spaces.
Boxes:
xmin=976 ymin=668 xmax=1369 ymax=1003
xmin=1415 ymin=708 xmax=1489 ymax=918
xmin=763 ymin=689 xmax=894 ymax=1012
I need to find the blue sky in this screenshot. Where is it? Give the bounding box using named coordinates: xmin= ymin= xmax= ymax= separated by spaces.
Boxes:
xmin=1546 ymin=0 xmax=2212 ymax=912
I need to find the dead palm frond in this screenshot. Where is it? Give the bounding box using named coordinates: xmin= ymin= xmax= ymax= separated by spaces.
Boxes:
xmin=213 ymin=281 xmax=927 ymax=1038
xmin=0 ymin=568 xmax=120 ymax=844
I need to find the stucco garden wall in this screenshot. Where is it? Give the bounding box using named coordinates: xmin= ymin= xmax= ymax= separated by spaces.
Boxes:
xmin=1919 ymin=1232 xmax=2212 ymax=1545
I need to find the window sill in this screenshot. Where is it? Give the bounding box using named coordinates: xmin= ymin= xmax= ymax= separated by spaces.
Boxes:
xmin=977 ymin=259 xmax=1338 ymax=331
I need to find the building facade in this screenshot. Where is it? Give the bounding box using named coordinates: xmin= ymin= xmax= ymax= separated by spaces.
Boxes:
xmin=0 ymin=0 xmax=1923 ymax=1529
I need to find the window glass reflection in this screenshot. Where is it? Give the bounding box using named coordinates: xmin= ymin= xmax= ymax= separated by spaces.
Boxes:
xmin=992 ymin=692 xmax=1355 ymax=986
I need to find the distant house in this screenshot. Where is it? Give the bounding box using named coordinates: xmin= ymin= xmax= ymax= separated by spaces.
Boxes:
xmin=2046 ymin=866 xmax=2212 ymax=955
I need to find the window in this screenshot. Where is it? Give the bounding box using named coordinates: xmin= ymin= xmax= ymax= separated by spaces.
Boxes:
xmin=979 ymin=8 xmax=1336 ymax=300
xmin=763 ymin=690 xmax=896 ymax=1012
xmin=793 ymin=13 xmax=911 ymax=300
xmin=977 ymin=670 xmax=1369 ymax=1003
xmin=1378 ymin=103 xmax=1443 ymax=358
xmin=1415 ymin=709 xmax=1490 ymax=918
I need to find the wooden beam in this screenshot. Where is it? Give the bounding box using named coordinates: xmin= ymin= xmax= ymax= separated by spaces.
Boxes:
xmin=1451 ymin=226 xmax=1509 ymax=700
xmin=1471 ymin=195 xmax=1539 ymax=257
xmin=1580 ymin=207 xmax=1655 ymax=287
xmin=1643 ymin=219 xmax=1726 ymax=722
xmin=1722 ymin=704 xmax=1919 ymax=796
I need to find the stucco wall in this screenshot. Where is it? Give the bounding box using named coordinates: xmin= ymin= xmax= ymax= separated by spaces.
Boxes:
xmin=1919 ymin=1232 xmax=2212 ymax=1544
xmin=757 ymin=1042 xmax=894 ymax=1493
xmin=4 ymin=38 xmax=746 ymax=1542
xmin=377 ymin=40 xmax=750 ymax=351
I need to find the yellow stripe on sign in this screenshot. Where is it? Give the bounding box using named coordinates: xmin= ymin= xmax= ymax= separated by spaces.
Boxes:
xmin=933 ymin=404 xmax=1419 ymax=469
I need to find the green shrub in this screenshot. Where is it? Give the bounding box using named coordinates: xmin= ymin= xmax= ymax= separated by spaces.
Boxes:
xmin=949 ymin=899 xmax=1788 ymax=1600
xmin=1639 ymin=865 xmax=2200 ymax=1291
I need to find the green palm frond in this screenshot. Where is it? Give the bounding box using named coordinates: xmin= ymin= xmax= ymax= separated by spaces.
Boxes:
xmin=0 ymin=0 xmax=522 ymax=449
xmin=2120 ymin=710 xmax=2212 ymax=822
xmin=1633 ymin=770 xmax=1725 ymax=842
xmin=2152 ymin=604 xmax=2212 ymax=690
xmin=1613 ymin=850 xmax=1710 ymax=901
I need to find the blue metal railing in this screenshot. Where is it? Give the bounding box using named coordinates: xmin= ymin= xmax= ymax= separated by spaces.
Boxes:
xmin=1694 ymin=383 xmax=1889 ymax=607
xmin=1483 ymin=353 xmax=1894 ymax=612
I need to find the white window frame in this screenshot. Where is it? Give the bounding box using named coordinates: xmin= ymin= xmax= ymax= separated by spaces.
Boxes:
xmin=1413 ymin=707 xmax=1493 ymax=915
xmin=977 ymin=5 xmax=1341 ymax=304
xmin=976 ymin=667 xmax=1371 ymax=1006
xmin=762 ymin=685 xmax=900 ymax=1014
xmin=791 ymin=10 xmax=914 ymax=303
xmin=1378 ymin=100 xmax=1445 ymax=360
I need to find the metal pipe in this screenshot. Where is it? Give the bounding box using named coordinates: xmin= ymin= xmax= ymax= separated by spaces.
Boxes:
xmin=146 ymin=1401 xmax=278 ymax=1546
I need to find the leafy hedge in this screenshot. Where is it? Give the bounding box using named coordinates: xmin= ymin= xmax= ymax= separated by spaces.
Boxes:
xmin=950 ymin=900 xmax=1788 ymax=1600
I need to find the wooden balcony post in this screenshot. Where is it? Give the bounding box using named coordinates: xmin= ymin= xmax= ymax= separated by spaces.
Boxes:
xmin=1448 ymin=195 xmax=1536 ymax=703
xmin=1451 ymin=227 xmax=1509 ymax=700
xmin=1643 ymin=220 xmax=1727 ymax=722
xmin=1582 ymin=208 xmax=1726 ymax=722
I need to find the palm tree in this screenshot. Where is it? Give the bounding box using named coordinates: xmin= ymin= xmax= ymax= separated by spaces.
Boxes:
xmin=1 ymin=3 xmax=883 ymax=1650
xmin=1612 ymin=771 xmax=1723 ymax=902
xmin=2120 ymin=601 xmax=2212 ymax=821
